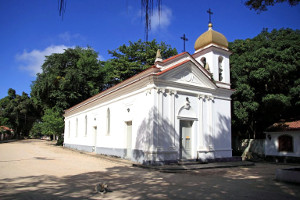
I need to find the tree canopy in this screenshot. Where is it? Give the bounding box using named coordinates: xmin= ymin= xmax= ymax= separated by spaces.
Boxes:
xmin=103 ymin=39 xmax=177 ymax=88
xmin=31 ymin=47 xmax=104 ymax=112
xmin=58 ymin=0 xmax=162 ymax=41
xmin=230 ymin=28 xmax=300 ymax=138
xmin=245 ymin=0 xmax=300 ymax=12
xmin=0 ymin=89 xmax=38 ymax=137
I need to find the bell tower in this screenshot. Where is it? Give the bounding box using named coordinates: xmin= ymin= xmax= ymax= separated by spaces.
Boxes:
xmin=193 ymin=22 xmax=231 ymax=89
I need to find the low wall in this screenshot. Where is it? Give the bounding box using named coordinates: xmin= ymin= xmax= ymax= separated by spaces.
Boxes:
xmin=232 ymin=138 xmax=265 ymax=160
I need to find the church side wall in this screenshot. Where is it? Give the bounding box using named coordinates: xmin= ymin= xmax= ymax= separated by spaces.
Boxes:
xmin=63 ymin=86 xmax=155 ymax=163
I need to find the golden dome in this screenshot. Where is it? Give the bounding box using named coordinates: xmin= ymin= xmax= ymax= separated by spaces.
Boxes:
xmin=194 ymin=23 xmax=228 ymax=51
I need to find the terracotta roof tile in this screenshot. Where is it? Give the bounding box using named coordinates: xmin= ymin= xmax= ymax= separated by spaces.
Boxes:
xmin=267 ymin=120 xmax=300 ymax=131
xmin=286 ymin=121 xmax=300 ymax=129
xmin=0 ymin=126 xmax=13 ymax=132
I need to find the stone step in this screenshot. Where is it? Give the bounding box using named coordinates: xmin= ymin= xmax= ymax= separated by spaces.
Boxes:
xmin=177 ymin=159 xmax=208 ymax=165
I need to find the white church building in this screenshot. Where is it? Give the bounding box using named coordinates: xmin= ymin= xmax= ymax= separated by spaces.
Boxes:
xmin=64 ymin=23 xmax=234 ymax=164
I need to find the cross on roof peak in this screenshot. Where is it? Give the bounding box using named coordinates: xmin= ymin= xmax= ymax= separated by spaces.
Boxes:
xmin=180 ymin=34 xmax=188 ymax=52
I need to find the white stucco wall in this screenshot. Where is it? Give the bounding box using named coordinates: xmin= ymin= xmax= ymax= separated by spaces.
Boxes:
xmin=64 ymin=86 xmax=155 ymax=160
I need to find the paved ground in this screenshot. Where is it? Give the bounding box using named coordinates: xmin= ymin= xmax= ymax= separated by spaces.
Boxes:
xmin=0 ymin=140 xmax=299 ymax=200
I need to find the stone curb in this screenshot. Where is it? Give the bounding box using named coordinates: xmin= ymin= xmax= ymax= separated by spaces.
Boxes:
xmin=133 ymin=161 xmax=255 ymax=173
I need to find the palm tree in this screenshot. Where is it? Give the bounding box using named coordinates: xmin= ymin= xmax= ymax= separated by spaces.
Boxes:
xmin=58 ymin=0 xmax=162 ymax=41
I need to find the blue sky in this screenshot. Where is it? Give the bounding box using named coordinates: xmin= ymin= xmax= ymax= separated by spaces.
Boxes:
xmin=0 ymin=0 xmax=299 ymax=99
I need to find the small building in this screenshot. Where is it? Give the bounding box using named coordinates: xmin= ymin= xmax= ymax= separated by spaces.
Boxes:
xmin=265 ymin=120 xmax=300 ymax=159
xmin=63 ymin=23 xmax=234 ymax=164
xmin=0 ymin=126 xmax=14 ymax=141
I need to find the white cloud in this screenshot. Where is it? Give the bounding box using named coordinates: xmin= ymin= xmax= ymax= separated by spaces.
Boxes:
xmin=150 ymin=6 xmax=172 ymax=31
xmin=58 ymin=32 xmax=82 ymax=43
xmin=16 ymin=45 xmax=73 ymax=76
xmin=97 ymin=55 xmax=105 ymax=61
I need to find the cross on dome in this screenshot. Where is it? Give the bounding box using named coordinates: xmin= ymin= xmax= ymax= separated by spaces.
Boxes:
xmin=207 ymin=8 xmax=213 ymax=24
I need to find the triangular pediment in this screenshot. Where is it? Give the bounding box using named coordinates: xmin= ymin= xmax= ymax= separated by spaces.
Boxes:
xmin=158 ymin=61 xmax=216 ymax=89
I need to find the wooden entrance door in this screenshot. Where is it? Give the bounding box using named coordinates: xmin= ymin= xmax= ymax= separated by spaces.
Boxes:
xmin=180 ymin=120 xmax=193 ymax=159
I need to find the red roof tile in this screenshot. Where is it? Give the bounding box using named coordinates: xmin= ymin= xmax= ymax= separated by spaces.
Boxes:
xmin=267 ymin=120 xmax=300 ymax=131
xmin=156 ymin=60 xmax=190 ymax=75
xmin=161 ymin=52 xmax=188 ymax=63
xmin=286 ymin=121 xmax=300 ymax=129
xmin=0 ymin=126 xmax=13 ymax=132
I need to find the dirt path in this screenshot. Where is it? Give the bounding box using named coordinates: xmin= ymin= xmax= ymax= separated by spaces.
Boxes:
xmin=0 ymin=139 xmax=299 ymax=199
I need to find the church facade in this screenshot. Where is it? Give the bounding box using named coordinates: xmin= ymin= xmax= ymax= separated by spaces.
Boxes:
xmin=63 ymin=23 xmax=234 ymax=164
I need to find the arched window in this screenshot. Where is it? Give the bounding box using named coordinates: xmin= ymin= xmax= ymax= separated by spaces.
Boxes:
xmin=200 ymin=57 xmax=210 ymax=72
xmin=200 ymin=57 xmax=206 ymax=66
xmin=76 ymin=118 xmax=78 ymax=137
xmin=218 ymin=56 xmax=223 ymax=81
xmin=68 ymin=120 xmax=71 ymax=137
xmin=85 ymin=115 xmax=87 ymax=136
xmin=278 ymin=135 xmax=293 ymax=152
xmin=107 ymin=108 xmax=110 ymax=135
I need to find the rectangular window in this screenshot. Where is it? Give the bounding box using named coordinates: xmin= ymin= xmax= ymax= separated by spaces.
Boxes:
xmin=278 ymin=135 xmax=293 ymax=152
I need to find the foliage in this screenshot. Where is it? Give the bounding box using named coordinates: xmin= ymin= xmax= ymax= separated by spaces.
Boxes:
xmin=31 ymin=47 xmax=104 ymax=112
xmin=140 ymin=0 xmax=162 ymax=41
xmin=230 ymin=28 xmax=300 ymax=138
xmin=103 ymin=39 xmax=177 ymax=88
xmin=0 ymin=89 xmax=38 ymax=137
xmin=0 ymin=88 xmax=38 ymax=136
xmin=29 ymin=121 xmax=42 ymax=138
xmin=40 ymin=108 xmax=64 ymax=145
xmin=40 ymin=109 xmax=64 ymax=136
xmin=58 ymin=0 xmax=162 ymax=41
xmin=245 ymin=0 xmax=299 ymax=12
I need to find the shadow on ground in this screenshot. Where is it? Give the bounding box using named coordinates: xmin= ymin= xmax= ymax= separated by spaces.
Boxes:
xmin=1 ymin=164 xmax=300 ymax=200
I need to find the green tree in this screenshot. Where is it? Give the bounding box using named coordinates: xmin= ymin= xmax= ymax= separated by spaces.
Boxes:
xmin=31 ymin=47 xmax=104 ymax=112
xmin=104 ymin=39 xmax=177 ymax=87
xmin=40 ymin=108 xmax=64 ymax=145
xmin=230 ymin=28 xmax=300 ymax=138
xmin=245 ymin=0 xmax=299 ymax=12
xmin=30 ymin=121 xmax=42 ymax=138
xmin=0 ymin=89 xmax=38 ymax=137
